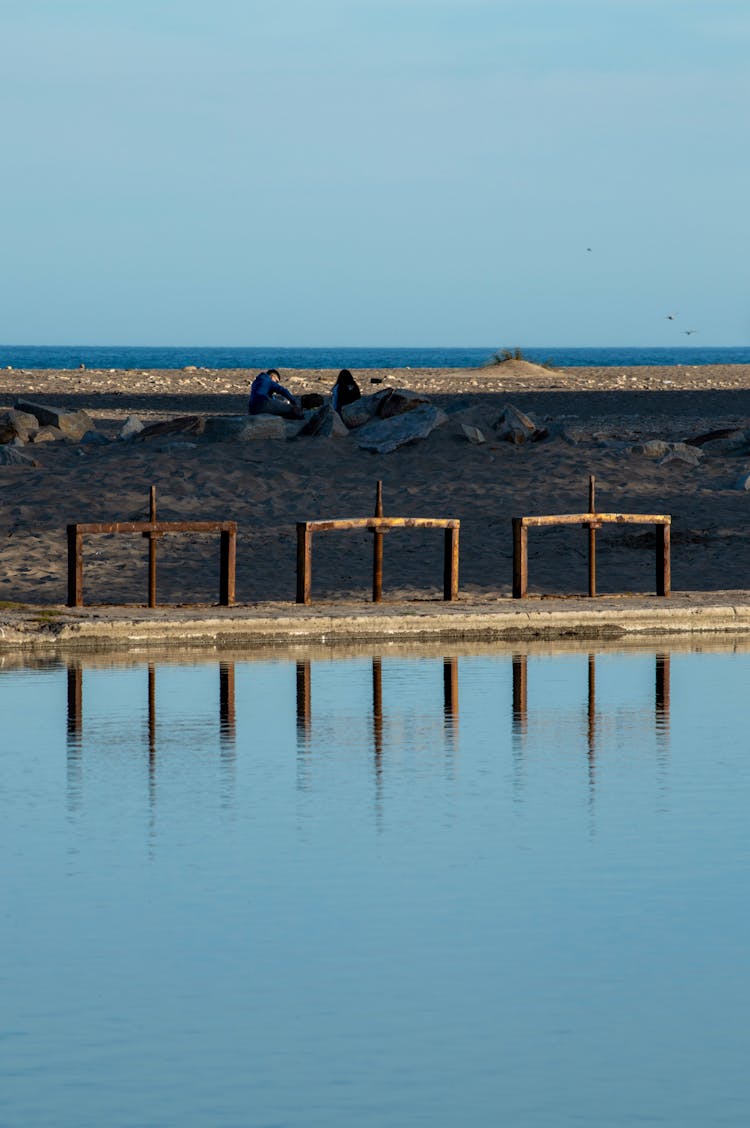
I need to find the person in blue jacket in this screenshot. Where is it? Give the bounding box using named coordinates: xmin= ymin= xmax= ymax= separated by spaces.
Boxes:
xmin=248 ymin=369 xmax=303 ymax=418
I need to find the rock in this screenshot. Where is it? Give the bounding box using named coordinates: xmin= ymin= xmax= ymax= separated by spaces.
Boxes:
xmin=356 ymin=404 xmax=448 ymax=453
xmin=134 ymin=416 xmax=205 ymax=441
xmin=15 ymin=400 xmax=94 ymax=442
xmin=377 ymin=388 xmax=431 ymax=420
xmin=80 ymin=431 xmax=110 ymax=446
xmin=300 ymin=392 xmax=325 ymax=410
xmin=119 ymin=415 xmax=145 ymax=440
xmin=203 ymin=415 xmax=286 ymax=440
xmin=693 ymin=430 xmax=750 ymax=456
xmin=341 ymin=389 xmax=393 ymax=429
xmin=632 ymin=440 xmax=672 ymax=458
xmin=295 ymin=405 xmax=349 ymax=438
xmin=494 ymin=403 xmax=547 ymax=443
xmin=31 ymin=427 xmax=64 ymax=443
xmin=0 ymin=446 xmax=40 ymax=467
xmin=0 ymin=409 xmax=39 ymax=444
xmin=688 ymin=427 xmax=747 ymax=447
xmin=735 ymin=473 xmax=750 ymax=491
xmin=659 ymin=444 xmax=703 ymax=467
xmin=460 ymin=423 xmax=486 ymax=444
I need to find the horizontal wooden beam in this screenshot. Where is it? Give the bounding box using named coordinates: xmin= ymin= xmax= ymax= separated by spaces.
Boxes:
xmin=69 ymin=520 xmax=237 ymax=536
xmin=518 ymin=513 xmax=670 ymax=529
xmin=300 ymin=517 xmax=459 ymax=534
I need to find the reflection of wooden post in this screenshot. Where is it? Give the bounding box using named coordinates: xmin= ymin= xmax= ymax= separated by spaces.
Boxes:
xmin=512 ymin=519 xmax=528 ymax=598
xmin=512 ymin=654 xmax=528 ymax=731
xmin=66 ymin=662 xmax=83 ymax=740
xmin=296 ymin=660 xmax=311 ymax=738
xmin=373 ymin=481 xmax=384 ymax=603
xmin=656 ymin=524 xmax=671 ymax=597
xmin=372 ymin=657 xmax=383 ymax=763
xmin=588 ymin=476 xmax=597 ymax=597
xmin=443 ymin=657 xmax=458 ymax=720
xmin=655 ymin=652 xmax=671 ymax=719
xmin=219 ymin=662 xmax=236 ymax=740
xmin=587 ymin=653 xmax=596 ymax=755
xmin=443 ymin=526 xmax=459 ymax=600
xmin=148 ymin=662 xmax=156 ymax=767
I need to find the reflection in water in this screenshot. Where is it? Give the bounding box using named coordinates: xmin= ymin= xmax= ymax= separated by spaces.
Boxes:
xmin=511 ymin=651 xmax=672 ymax=805
xmin=66 ymin=661 xmax=238 ymax=815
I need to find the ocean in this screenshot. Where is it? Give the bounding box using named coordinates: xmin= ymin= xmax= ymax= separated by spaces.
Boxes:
xmin=1 ymin=345 xmax=750 ymax=371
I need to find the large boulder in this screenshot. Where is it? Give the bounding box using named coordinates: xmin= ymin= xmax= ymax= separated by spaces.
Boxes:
xmin=0 ymin=409 xmax=39 ymax=444
xmin=341 ymin=389 xmax=393 ymax=429
xmin=295 ymin=404 xmax=349 ymax=438
xmin=377 ymin=388 xmax=432 ymax=419
xmin=203 ymin=415 xmax=286 ymax=440
xmin=356 ymin=404 xmax=448 ymax=453
xmin=134 ymin=415 xmax=205 ymax=441
xmin=494 ymin=403 xmax=547 ymax=444
xmin=15 ymin=400 xmax=94 ymax=442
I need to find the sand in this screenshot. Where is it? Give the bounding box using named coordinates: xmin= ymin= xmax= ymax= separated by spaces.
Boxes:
xmin=2 ymin=360 xmax=750 ymax=608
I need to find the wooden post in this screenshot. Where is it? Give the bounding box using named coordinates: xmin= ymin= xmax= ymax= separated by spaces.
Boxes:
xmin=67 ymin=525 xmax=83 ymax=607
xmin=512 ymin=518 xmax=528 ymax=598
xmin=588 ymin=475 xmax=597 ymax=597
xmin=443 ymin=525 xmax=459 ymax=600
xmin=656 ymin=523 xmax=671 ymax=596
xmin=372 ymin=480 xmax=384 ymax=603
xmin=296 ymin=522 xmax=312 ymax=604
xmin=147 ymin=486 xmax=158 ymax=608
xmin=219 ymin=526 xmax=236 ymax=606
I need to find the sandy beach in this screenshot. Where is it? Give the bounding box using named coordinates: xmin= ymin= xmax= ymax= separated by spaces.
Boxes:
xmin=2 ymin=360 xmax=750 ymax=609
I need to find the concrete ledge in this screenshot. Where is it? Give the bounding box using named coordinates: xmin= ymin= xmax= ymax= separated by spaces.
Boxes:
xmin=4 ymin=592 xmax=750 ymax=654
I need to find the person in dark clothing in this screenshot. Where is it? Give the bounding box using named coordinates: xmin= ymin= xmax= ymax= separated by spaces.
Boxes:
xmin=248 ymin=369 xmax=303 ymax=419
xmin=330 ymin=369 xmax=361 ymax=413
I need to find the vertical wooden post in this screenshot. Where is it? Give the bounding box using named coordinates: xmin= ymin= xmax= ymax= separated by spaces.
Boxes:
xmin=147 ymin=486 xmax=158 ymax=608
xmin=219 ymin=526 xmax=236 ymax=606
xmin=443 ymin=525 xmax=459 ymax=600
xmin=656 ymin=523 xmax=671 ymax=596
xmin=512 ymin=518 xmax=528 ymax=598
xmin=67 ymin=524 xmax=83 ymax=607
xmin=372 ymin=480 xmax=384 ymax=603
xmin=296 ymin=523 xmax=312 ymax=604
xmin=588 ymin=475 xmax=597 ymax=598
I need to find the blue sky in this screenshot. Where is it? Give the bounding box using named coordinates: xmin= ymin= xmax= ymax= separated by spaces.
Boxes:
xmin=3 ymin=0 xmax=749 ymax=346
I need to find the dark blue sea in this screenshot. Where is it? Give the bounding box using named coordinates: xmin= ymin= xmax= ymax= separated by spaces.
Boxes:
xmin=2 ymin=345 xmax=750 ymax=370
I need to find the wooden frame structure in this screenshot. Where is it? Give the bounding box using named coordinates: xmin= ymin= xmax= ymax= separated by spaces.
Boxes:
xmin=512 ymin=477 xmax=671 ymax=599
xmin=66 ymin=486 xmax=237 ymax=608
xmin=296 ymin=481 xmax=460 ymax=605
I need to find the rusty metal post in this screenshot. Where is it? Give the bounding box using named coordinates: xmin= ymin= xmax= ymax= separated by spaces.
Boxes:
xmin=372 ymin=480 xmax=384 ymax=603
xmin=443 ymin=525 xmax=459 ymax=600
xmin=148 ymin=662 xmax=157 ymax=767
xmin=67 ymin=524 xmax=83 ymax=607
xmin=588 ymin=475 xmax=597 ymax=597
xmin=219 ymin=526 xmax=236 ymax=606
xmin=296 ymin=522 xmax=312 ymax=604
xmin=66 ymin=662 xmax=83 ymax=741
xmin=512 ymin=518 xmax=528 ymax=598
xmin=656 ymin=523 xmax=671 ymax=596
xmin=655 ymin=652 xmax=671 ymax=719
xmin=372 ymin=656 xmax=383 ymax=764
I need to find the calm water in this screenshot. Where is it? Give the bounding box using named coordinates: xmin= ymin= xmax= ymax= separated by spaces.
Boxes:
xmin=2 ymin=645 xmax=750 ymax=1127
xmin=2 ymin=344 xmax=750 ymax=370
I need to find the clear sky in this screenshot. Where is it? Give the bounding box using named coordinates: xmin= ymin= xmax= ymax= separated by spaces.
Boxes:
xmin=3 ymin=0 xmax=749 ymax=346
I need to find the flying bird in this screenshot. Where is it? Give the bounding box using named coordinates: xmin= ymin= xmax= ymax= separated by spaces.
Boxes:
xmin=665 ymin=313 xmax=678 ymax=320
xmin=684 ymin=329 xmax=698 ymax=335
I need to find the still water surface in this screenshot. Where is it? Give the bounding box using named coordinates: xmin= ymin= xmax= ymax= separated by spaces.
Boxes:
xmin=2 ymin=646 xmax=749 ymax=1127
